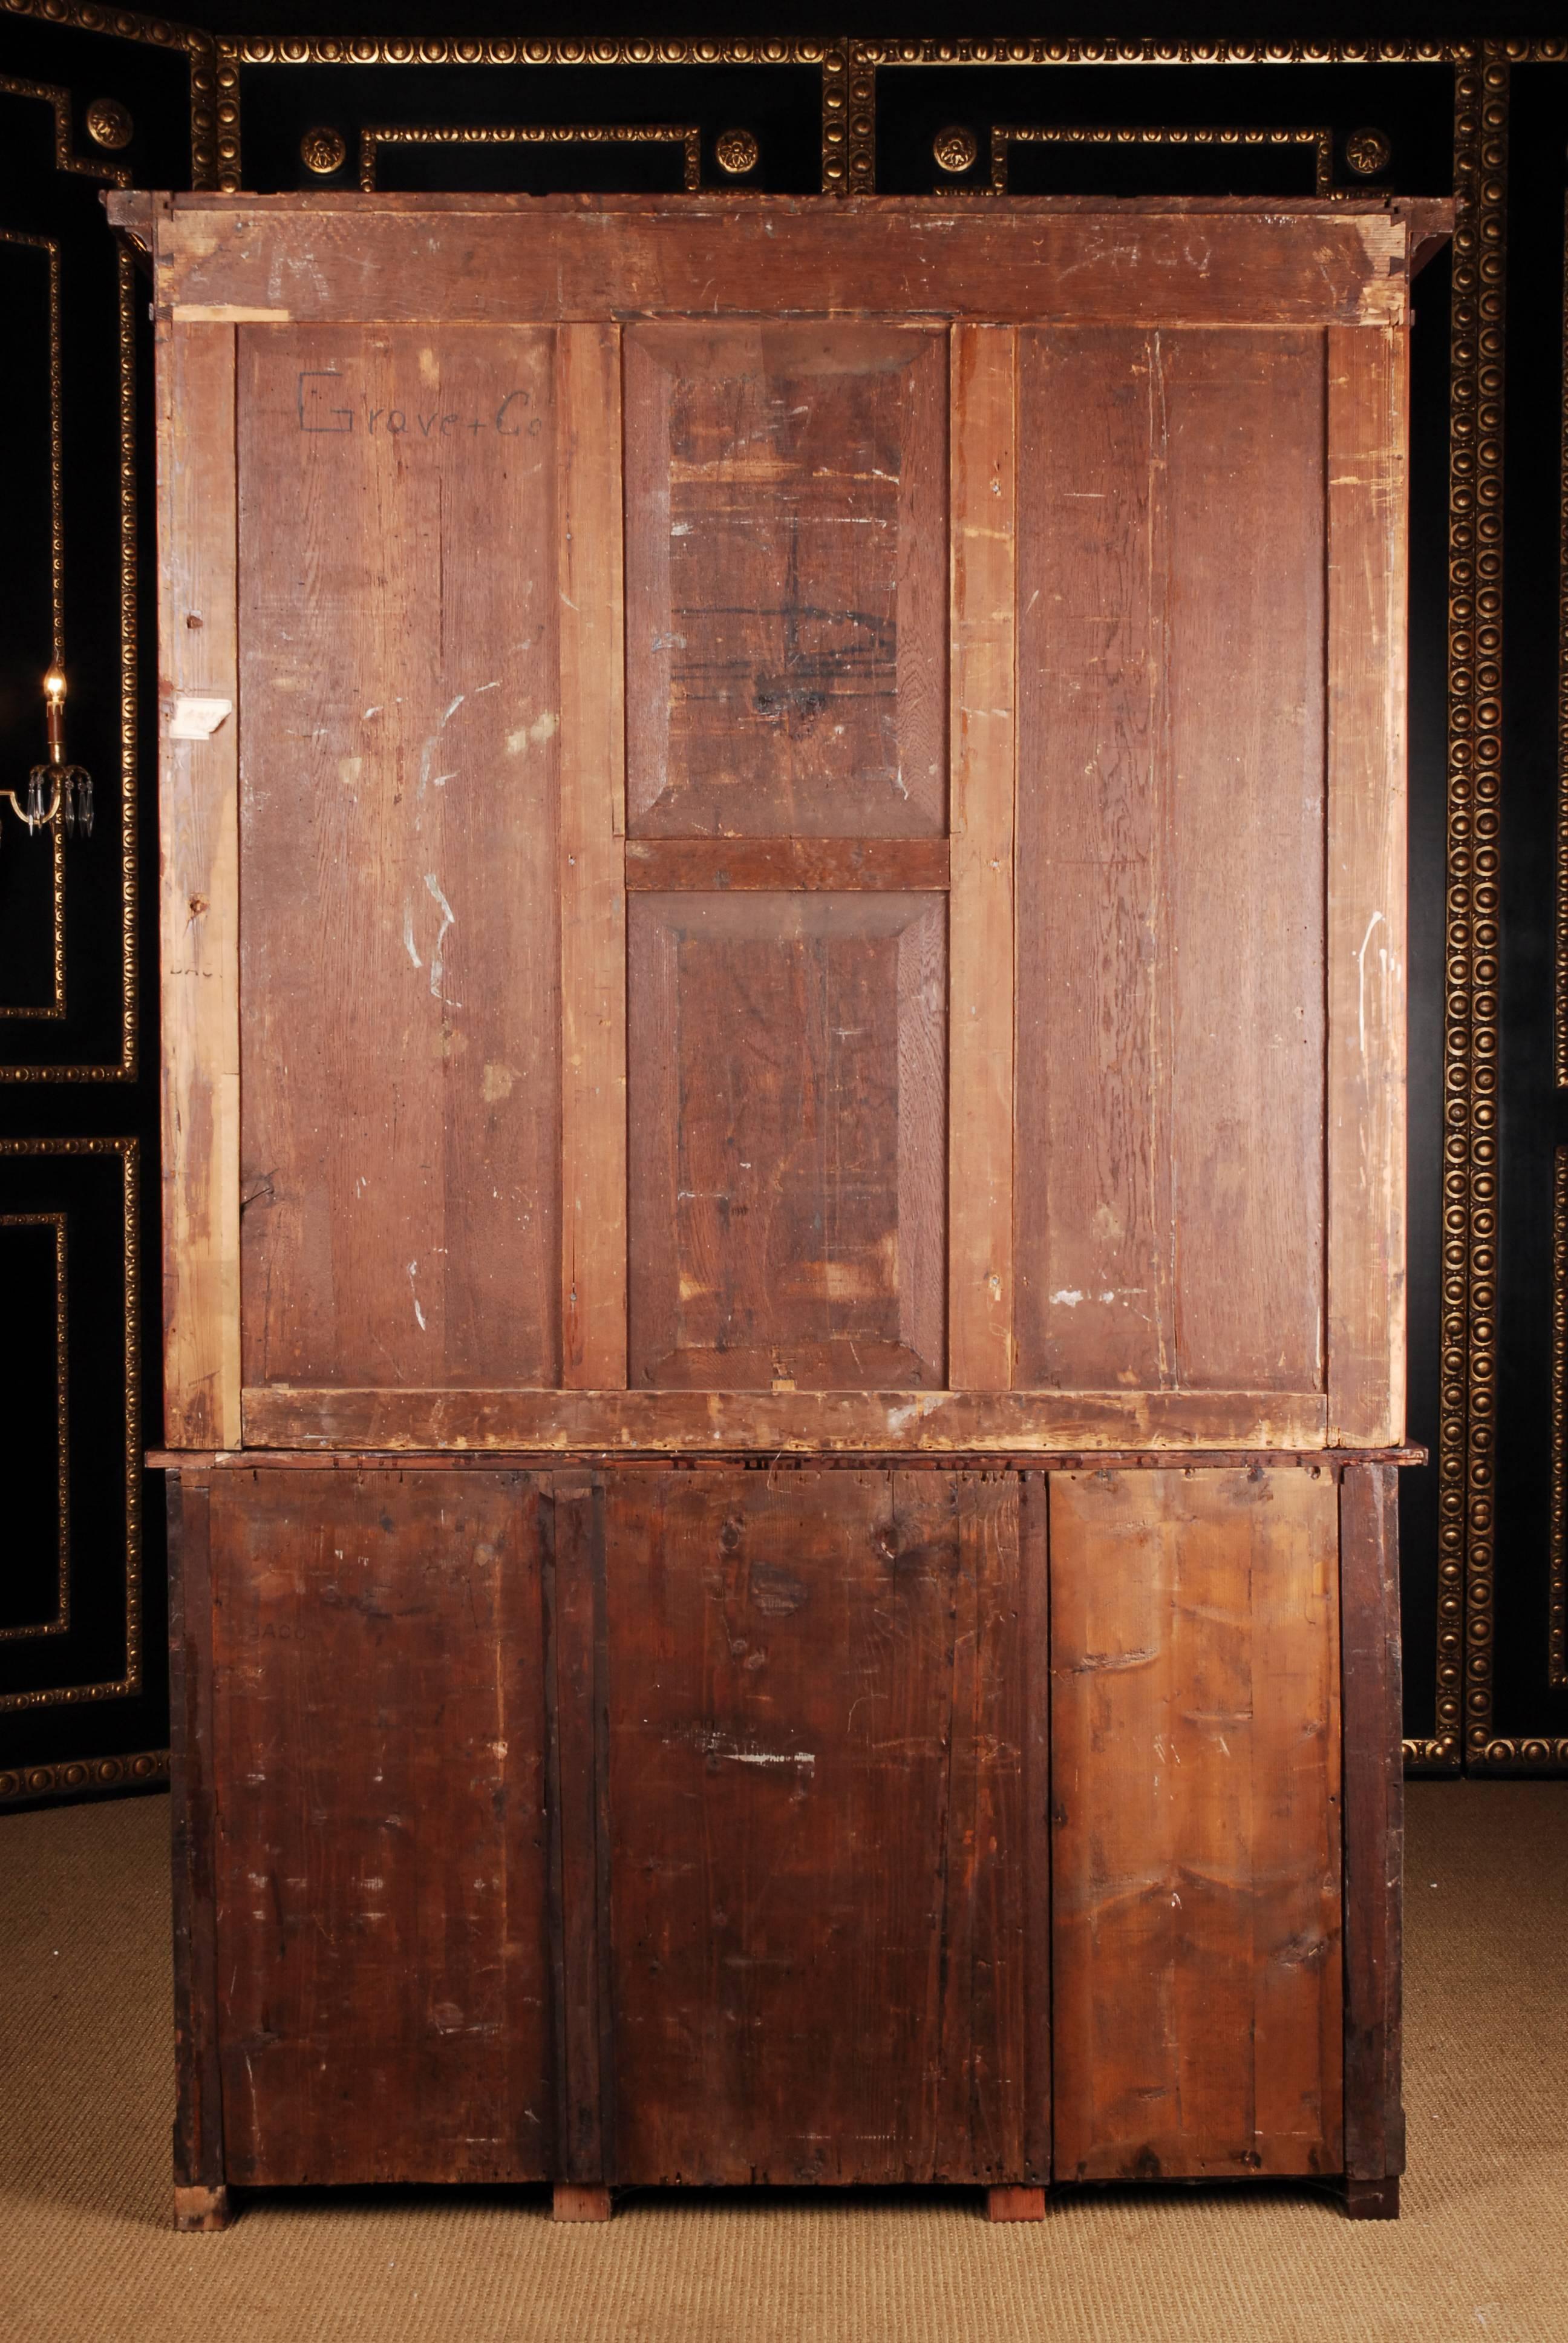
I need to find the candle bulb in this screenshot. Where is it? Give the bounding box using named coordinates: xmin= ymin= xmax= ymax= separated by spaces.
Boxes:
xmin=43 ymin=668 xmax=66 ymax=764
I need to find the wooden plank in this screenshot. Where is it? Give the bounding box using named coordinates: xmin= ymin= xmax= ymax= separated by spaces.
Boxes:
xmin=548 ymin=1472 xmax=610 ymax=2186
xmin=599 ymin=1468 xmax=1025 ymax=2184
xmin=1050 ymin=1466 xmax=1342 ymax=2181
xmin=624 ymin=838 xmax=950 ymax=892
xmin=1016 ymin=329 xmax=1328 ymax=1398
xmin=154 ymin=1444 xmax=1426 ymax=1473
xmin=558 ymin=323 xmax=628 ymax=1391
xmin=209 ymin=1470 xmax=554 ymax=2186
xmin=1341 ymin=1462 xmax=1406 ymax=2188
xmin=626 ymin=891 xmax=946 ymax=1391
xmin=624 ymin=323 xmax=946 ymax=841
xmin=1327 ymin=327 xmax=1408 ymax=1447
xmin=1163 ymin=331 xmax=1327 ymax=1392
xmin=1014 ymin=328 xmax=1170 ymax=1392
xmin=167 ymin=1472 xmax=224 ymax=2200
xmin=125 ymin=195 xmax=1419 ymax=332
xmin=1019 ymin=1470 xmax=1053 ymax=2184
xmin=948 ymin=324 xmax=1016 ymax=1392
xmin=240 ymin=1384 xmax=1330 ymax=1452
xmin=157 ymin=321 xmax=240 ymax=1448
xmin=237 ymin=324 xmax=563 ymax=1392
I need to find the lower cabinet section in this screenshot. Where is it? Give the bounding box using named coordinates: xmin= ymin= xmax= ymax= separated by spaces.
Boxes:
xmin=168 ymin=1458 xmax=1402 ymax=2211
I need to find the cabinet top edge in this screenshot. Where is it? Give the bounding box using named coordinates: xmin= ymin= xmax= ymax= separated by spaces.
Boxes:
xmin=109 ymin=189 xmax=1454 ymax=228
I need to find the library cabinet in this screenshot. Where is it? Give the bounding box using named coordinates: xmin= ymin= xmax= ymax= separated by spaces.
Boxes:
xmin=114 ymin=186 xmax=1443 ymax=2228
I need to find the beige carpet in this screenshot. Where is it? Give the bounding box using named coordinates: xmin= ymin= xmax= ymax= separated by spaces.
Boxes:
xmin=1 ymin=1781 xmax=1564 ymax=2343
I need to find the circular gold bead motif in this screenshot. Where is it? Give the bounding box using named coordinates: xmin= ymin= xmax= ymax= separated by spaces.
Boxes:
xmin=932 ymin=123 xmax=979 ymax=174
xmin=85 ymin=97 xmax=134 ymax=151
xmin=300 ymin=125 xmax=348 ymax=176
xmin=715 ymin=127 xmax=760 ymax=176
xmin=1344 ymin=126 xmax=1392 ymax=177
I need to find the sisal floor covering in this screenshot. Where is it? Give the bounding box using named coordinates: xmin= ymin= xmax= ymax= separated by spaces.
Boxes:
xmin=1 ymin=1780 xmax=1564 ymax=2343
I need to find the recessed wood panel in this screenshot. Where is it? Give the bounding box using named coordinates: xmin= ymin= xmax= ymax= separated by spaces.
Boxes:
xmin=237 ymin=325 xmax=562 ymax=1391
xmin=625 ymin=324 xmax=946 ymax=837
xmin=599 ymin=1468 xmax=1031 ymax=2186
xmin=1014 ymin=327 xmax=1327 ymax=1399
xmin=627 ymin=891 xmax=946 ymax=1389
xmin=209 ymin=1470 xmax=553 ymax=2186
xmin=1050 ymin=1465 xmax=1343 ymax=2181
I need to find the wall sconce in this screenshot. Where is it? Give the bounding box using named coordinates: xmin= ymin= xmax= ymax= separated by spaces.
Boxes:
xmin=3 ymin=667 xmax=92 ymax=852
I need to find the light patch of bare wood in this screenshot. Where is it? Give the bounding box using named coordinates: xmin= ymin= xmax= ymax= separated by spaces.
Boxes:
xmin=948 ymin=326 xmax=1017 ymax=1391
xmin=558 ymin=323 xmax=629 ymax=1389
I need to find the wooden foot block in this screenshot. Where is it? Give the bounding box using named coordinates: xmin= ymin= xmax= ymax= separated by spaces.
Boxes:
xmin=1343 ymin=2175 xmax=1400 ymax=2221
xmin=174 ymin=2184 xmax=232 ymax=2232
xmin=554 ymin=2184 xmax=613 ymax=2223
xmin=988 ymin=2185 xmax=1048 ymax=2223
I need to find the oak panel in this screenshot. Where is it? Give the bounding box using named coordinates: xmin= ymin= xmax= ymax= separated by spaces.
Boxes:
xmin=1051 ymin=1466 xmax=1343 ymax=2180
xmin=625 ymin=323 xmax=946 ymax=838
xmin=627 ymin=891 xmax=946 ymax=1390
xmin=601 ymin=1468 xmax=1029 ymax=2184
xmin=237 ymin=325 xmax=562 ymax=1391
xmin=209 ymin=1470 xmax=553 ymax=2185
xmin=1015 ymin=327 xmax=1326 ymax=1397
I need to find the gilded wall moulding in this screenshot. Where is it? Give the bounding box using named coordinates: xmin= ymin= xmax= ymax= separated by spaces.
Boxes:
xmin=358 ymin=121 xmax=703 ymax=196
xmin=988 ymin=122 xmax=1336 ymax=198
xmin=0 ymin=0 xmax=218 ymax=183
xmin=0 ymin=1213 xmax=68 ymax=1641
xmin=0 ymin=1138 xmax=139 ymax=1714
xmin=0 ymin=1747 xmax=167 ymax=1803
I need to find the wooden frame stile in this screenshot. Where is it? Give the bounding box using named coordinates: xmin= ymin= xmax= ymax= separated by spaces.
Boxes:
xmin=557 ymin=324 xmax=627 ymax=1392
xmin=1339 ymin=1461 xmax=1405 ymax=2216
xmin=167 ymin=1471 xmax=228 ymax=2232
xmin=949 ymin=324 xmax=1017 ymax=1393
xmin=1327 ymin=323 xmax=1410 ymax=1451
xmin=157 ymin=310 xmax=241 ymax=1450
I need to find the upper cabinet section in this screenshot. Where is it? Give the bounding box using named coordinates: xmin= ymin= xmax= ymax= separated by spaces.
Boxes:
xmin=129 ymin=196 xmax=1444 ymax=1455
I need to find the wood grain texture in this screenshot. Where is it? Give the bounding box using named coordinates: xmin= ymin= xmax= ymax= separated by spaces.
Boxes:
xmin=558 ymin=324 xmax=629 ymax=1389
xmin=1019 ymin=1472 xmax=1052 ymax=2182
xmin=1014 ymin=328 xmax=1326 ymax=1397
xmin=209 ymin=1470 xmax=554 ymax=2186
xmin=548 ymin=1473 xmax=611 ymax=2185
xmin=626 ymin=891 xmax=947 ymax=1391
xmin=240 ymin=1384 xmax=1330 ymax=1452
xmin=624 ymin=324 xmax=945 ymax=840
xmin=168 ymin=1474 xmax=224 ymax=2194
xmin=1327 ymin=327 xmax=1408 ymax=1447
xmin=237 ymin=324 xmax=563 ymax=1393
xmin=599 ymin=1468 xmax=1028 ymax=2185
xmin=948 ymin=326 xmax=1016 ymax=1392
xmin=157 ymin=321 xmax=240 ymax=1449
xmin=1340 ymin=1463 xmax=1405 ymax=2185
xmin=1050 ymin=1466 xmax=1343 ymax=2181
xmin=130 ymin=194 xmax=1420 ymax=331
xmin=625 ymin=838 xmax=949 ymax=893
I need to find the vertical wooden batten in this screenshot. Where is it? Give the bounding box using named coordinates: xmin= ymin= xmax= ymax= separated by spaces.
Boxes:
xmin=948 ymin=326 xmax=1017 ymax=1391
xmin=1327 ymin=324 xmax=1409 ymax=1447
xmin=1340 ymin=1461 xmax=1405 ymax=2209
xmin=157 ymin=323 xmax=240 ymax=1449
xmin=557 ymin=324 xmax=629 ymax=1391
